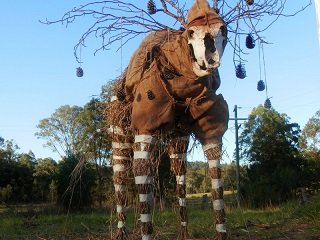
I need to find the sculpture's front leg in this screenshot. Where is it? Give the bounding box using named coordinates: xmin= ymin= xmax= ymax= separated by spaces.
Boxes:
xmin=132 ymin=134 xmax=155 ymax=240
xmin=192 ymin=94 xmax=229 ymax=240
xmin=167 ymin=136 xmax=189 ymax=240
xmin=203 ymin=142 xmax=227 ymax=240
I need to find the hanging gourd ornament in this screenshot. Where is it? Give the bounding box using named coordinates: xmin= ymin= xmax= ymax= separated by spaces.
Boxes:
xmin=246 ymin=34 xmax=255 ymax=49
xmin=246 ymin=0 xmax=254 ymax=6
xmin=235 ymin=63 xmax=246 ymax=79
xmin=147 ymin=0 xmax=157 ymax=15
xmin=257 ymin=80 xmax=265 ymax=91
xmin=264 ymin=98 xmax=272 ymax=109
xmin=76 ymin=67 xmax=84 ymax=77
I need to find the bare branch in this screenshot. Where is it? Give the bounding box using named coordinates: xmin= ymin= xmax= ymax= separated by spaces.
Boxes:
xmin=41 ymin=0 xmax=312 ymax=63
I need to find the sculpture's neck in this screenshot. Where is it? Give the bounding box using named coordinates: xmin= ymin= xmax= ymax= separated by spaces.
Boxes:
xmin=160 ymin=31 xmax=198 ymax=81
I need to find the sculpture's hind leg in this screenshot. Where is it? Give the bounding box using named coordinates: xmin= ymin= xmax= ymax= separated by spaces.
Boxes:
xmin=167 ymin=136 xmax=189 ymax=240
xmin=132 ymin=133 xmax=155 ymax=240
xmin=109 ymin=126 xmax=133 ymax=240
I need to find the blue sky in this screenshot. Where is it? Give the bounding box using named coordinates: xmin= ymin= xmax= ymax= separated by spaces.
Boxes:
xmin=0 ymin=1 xmax=319 ymax=162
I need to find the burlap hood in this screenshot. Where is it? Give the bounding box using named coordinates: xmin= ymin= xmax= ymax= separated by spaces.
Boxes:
xmin=187 ymin=0 xmax=226 ymax=29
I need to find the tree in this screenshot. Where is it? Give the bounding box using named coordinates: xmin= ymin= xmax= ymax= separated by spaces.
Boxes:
xmin=0 ymin=184 xmax=13 ymax=203
xmin=71 ymin=98 xmax=112 ymax=205
xmin=36 ymin=100 xmax=114 ymax=205
xmin=33 ymin=158 xmax=58 ymax=201
xmin=36 ymin=105 xmax=84 ymax=158
xmin=239 ymin=105 xmax=302 ymax=206
xmin=222 ymin=163 xmax=237 ymax=192
xmin=56 ymin=155 xmax=96 ymax=210
xmin=0 ymin=139 xmax=21 ymax=202
xmin=19 ymin=151 xmax=36 ymax=169
xmin=185 ymin=161 xmax=210 ymax=194
xmin=0 ymin=139 xmax=19 ymax=162
xmin=299 ymin=110 xmax=320 ymax=191
xmin=300 ymin=110 xmax=320 ymax=153
xmin=154 ymin=153 xmax=176 ymax=208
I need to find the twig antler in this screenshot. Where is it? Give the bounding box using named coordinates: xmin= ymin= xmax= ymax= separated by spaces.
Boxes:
xmin=41 ymin=0 xmax=312 ymax=63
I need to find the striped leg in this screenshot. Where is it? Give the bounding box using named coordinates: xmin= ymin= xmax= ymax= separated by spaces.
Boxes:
xmin=109 ymin=126 xmax=133 ymax=240
xmin=167 ymin=136 xmax=189 ymax=240
xmin=132 ymin=134 xmax=155 ymax=240
xmin=203 ymin=143 xmax=227 ymax=240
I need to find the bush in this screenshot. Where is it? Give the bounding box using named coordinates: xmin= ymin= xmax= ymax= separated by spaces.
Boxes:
xmin=56 ymin=155 xmax=96 ymax=210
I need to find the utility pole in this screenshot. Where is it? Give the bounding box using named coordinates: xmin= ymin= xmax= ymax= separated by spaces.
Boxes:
xmin=229 ymin=105 xmax=247 ymax=207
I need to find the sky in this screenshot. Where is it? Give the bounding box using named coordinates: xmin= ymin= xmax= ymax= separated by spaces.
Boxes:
xmin=0 ymin=1 xmax=319 ymax=163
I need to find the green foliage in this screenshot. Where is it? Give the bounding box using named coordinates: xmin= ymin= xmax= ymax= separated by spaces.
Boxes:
xmin=35 ymin=100 xmax=113 ymax=206
xmin=35 ymin=105 xmax=84 ymax=157
xmin=33 ymin=158 xmax=58 ymax=202
xmin=76 ymin=98 xmax=111 ymax=161
xmin=19 ymin=151 xmax=36 ymax=168
xmin=56 ymin=155 xmax=96 ymax=210
xmin=155 ymin=153 xmax=176 ymax=204
xmin=239 ymin=105 xmax=302 ymax=207
xmin=186 ymin=161 xmax=208 ymax=194
xmin=299 ymin=110 xmax=320 ymax=191
xmin=78 ymin=98 xmax=112 ymax=205
xmin=300 ymin=110 xmax=320 ymax=152
xmin=0 ymin=184 xmax=13 ymax=202
xmin=0 ymin=142 xmax=35 ymax=203
xmin=1 ymin=95 xmax=113 ymax=205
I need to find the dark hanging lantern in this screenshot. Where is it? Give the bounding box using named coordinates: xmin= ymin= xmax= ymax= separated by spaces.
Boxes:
xmin=264 ymin=98 xmax=272 ymax=109
xmin=147 ymin=0 xmax=157 ymax=15
xmin=246 ymin=34 xmax=255 ymax=49
xmin=76 ymin=67 xmax=84 ymax=77
xmin=246 ymin=0 xmax=254 ymax=6
xmin=257 ymin=80 xmax=265 ymax=91
xmin=235 ymin=63 xmax=246 ymax=79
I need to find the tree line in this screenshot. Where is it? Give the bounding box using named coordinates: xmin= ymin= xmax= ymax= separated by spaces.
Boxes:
xmin=1 ymin=83 xmax=319 ymax=208
xmin=239 ymin=106 xmax=320 ymax=206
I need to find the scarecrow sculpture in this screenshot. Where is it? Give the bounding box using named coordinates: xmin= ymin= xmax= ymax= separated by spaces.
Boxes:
xmin=106 ymin=0 xmax=229 ymax=239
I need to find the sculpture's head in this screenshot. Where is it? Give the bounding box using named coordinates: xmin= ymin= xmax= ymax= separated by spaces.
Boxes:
xmin=186 ymin=0 xmax=227 ymax=77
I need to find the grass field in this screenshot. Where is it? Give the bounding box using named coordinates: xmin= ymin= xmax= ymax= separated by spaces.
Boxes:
xmin=0 ymin=193 xmax=319 ymax=240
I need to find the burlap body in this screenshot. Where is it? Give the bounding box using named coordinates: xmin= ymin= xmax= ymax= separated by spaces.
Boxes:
xmin=124 ymin=29 xmax=228 ymax=142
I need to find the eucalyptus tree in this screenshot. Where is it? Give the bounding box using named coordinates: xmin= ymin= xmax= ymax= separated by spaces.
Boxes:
xmin=36 ymin=101 xmax=113 ymax=204
xmin=36 ymin=105 xmax=85 ymax=158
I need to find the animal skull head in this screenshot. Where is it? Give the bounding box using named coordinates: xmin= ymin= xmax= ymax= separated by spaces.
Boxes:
xmin=186 ymin=0 xmax=227 ymax=77
xmin=187 ymin=24 xmax=227 ymax=77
